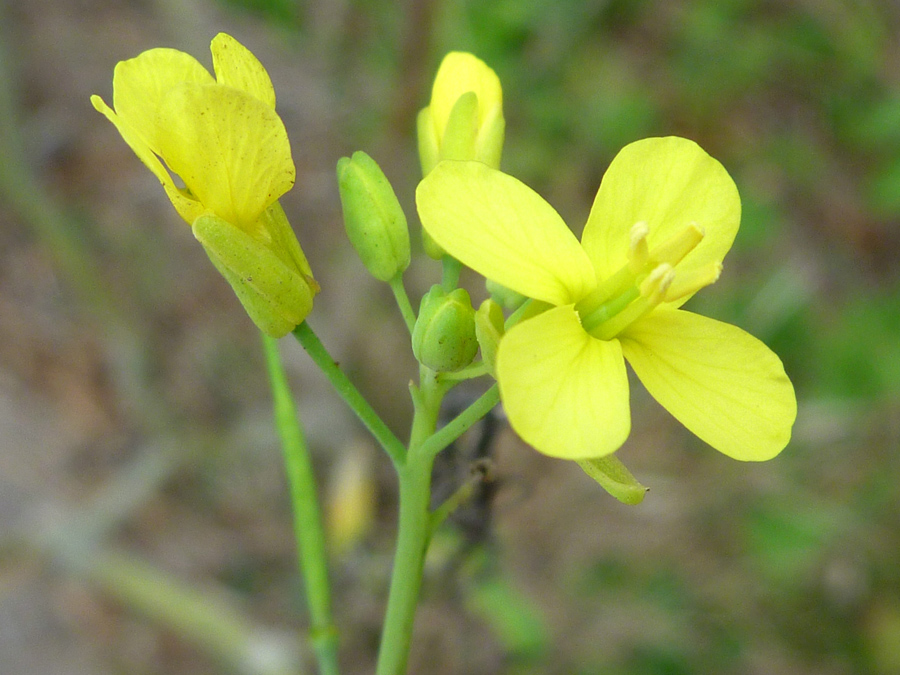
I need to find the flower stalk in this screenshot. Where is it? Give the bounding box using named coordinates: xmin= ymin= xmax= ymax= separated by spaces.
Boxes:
xmin=262 ymin=333 xmax=339 ymax=675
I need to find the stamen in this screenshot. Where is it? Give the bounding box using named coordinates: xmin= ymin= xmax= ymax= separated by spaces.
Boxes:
xmin=649 ymin=223 xmax=704 ymax=267
xmin=664 ymin=262 xmax=722 ymax=302
xmin=589 ymin=264 xmax=674 ymax=341
xmin=639 ymin=263 xmax=675 ymax=302
xmin=628 ymin=221 xmax=650 ymax=273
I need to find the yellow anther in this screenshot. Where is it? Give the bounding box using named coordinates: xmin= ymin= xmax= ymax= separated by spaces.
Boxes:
xmin=649 ymin=223 xmax=704 ymax=268
xmin=664 ymin=262 xmax=722 ymax=303
xmin=628 ymin=221 xmax=650 ymax=272
xmin=639 ymin=263 xmax=675 ymax=301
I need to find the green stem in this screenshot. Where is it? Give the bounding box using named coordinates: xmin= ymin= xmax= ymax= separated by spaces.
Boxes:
xmin=441 ymin=256 xmax=462 ymax=291
xmin=374 ymin=368 xmax=447 ymax=675
xmin=388 ymin=274 xmax=417 ymax=334
xmin=420 ymin=383 xmax=500 ymax=459
xmin=262 ymin=334 xmax=340 ymax=675
xmin=435 ymin=360 xmax=489 ymax=384
xmin=293 ymin=321 xmax=406 ymax=466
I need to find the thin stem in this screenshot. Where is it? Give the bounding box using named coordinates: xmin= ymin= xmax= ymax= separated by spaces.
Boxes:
xmin=293 ymin=321 xmax=406 ymax=466
xmin=429 ymin=466 xmax=487 ymax=535
xmin=435 ymin=360 xmax=489 ymax=384
xmin=420 ymin=383 xmax=500 ymax=460
xmin=374 ymin=368 xmax=447 ymax=675
xmin=388 ymin=274 xmax=417 ymax=334
xmin=441 ymin=256 xmax=461 ymax=291
xmin=262 ymin=334 xmax=340 ymax=675
xmin=374 ymin=449 xmax=435 ymax=675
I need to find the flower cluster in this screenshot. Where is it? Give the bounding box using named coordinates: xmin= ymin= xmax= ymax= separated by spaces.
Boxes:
xmin=95 ymin=39 xmax=796 ymax=471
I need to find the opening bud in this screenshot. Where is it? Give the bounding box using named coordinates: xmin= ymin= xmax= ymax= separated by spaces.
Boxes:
xmin=337 ymin=151 xmax=411 ymax=282
xmin=412 ymin=285 xmax=478 ymax=372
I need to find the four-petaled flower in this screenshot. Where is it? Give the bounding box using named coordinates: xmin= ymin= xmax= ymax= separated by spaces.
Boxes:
xmin=91 ymin=33 xmax=317 ymax=337
xmin=417 ymin=137 xmax=797 ymax=461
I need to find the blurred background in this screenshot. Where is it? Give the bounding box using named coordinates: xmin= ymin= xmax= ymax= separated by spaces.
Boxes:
xmin=2 ymin=0 xmax=900 ymax=673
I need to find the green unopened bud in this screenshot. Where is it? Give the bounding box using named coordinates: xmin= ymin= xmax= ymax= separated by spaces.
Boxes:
xmin=474 ymin=298 xmax=504 ymax=375
xmin=486 ymin=278 xmax=527 ymax=311
xmin=412 ymin=285 xmax=478 ymax=372
xmin=337 ymin=151 xmax=410 ymax=281
xmin=193 ymin=203 xmax=319 ymax=338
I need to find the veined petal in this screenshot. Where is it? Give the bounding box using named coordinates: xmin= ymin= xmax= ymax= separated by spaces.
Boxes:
xmin=416 ymin=161 xmax=595 ymax=305
xmin=582 ymin=137 xmax=740 ymax=300
xmin=210 ymin=33 xmax=276 ymax=109
xmin=430 ymin=52 xmax=502 ymax=137
xmin=155 ymin=84 xmax=295 ymax=229
xmin=111 ymin=47 xmax=214 ymax=153
xmin=496 ymin=305 xmax=630 ymax=459
xmin=619 ymin=308 xmax=796 ymax=461
xmin=91 ymin=95 xmax=205 ymax=224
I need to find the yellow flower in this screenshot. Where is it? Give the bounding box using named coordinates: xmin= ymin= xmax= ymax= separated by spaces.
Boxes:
xmin=91 ymin=33 xmax=317 ymax=337
xmin=417 ymin=137 xmax=797 ymax=461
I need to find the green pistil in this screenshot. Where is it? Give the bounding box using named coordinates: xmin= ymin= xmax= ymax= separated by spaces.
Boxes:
xmin=578 ymin=285 xmax=639 ymax=333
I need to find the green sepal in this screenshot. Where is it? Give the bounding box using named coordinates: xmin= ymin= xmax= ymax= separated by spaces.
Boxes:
xmin=576 ymin=454 xmax=648 ymax=505
xmin=440 ymin=91 xmax=479 ymax=162
xmin=417 ymin=107 xmax=440 ymax=177
xmin=193 ymin=212 xmax=316 ymax=338
xmin=474 ymin=298 xmax=504 ymax=375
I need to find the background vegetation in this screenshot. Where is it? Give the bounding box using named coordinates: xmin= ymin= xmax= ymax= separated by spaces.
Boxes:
xmin=2 ymin=0 xmax=899 ymax=673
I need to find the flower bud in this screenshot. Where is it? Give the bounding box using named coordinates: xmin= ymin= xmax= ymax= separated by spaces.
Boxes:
xmin=474 ymin=298 xmax=504 ymax=375
xmin=337 ymin=151 xmax=411 ymax=281
xmin=486 ymin=278 xmax=527 ymax=311
xmin=418 ymin=52 xmax=505 ymax=259
xmin=412 ymin=285 xmax=478 ymax=372
xmin=193 ymin=205 xmax=318 ymax=338
xmin=418 ymin=52 xmax=505 ymax=175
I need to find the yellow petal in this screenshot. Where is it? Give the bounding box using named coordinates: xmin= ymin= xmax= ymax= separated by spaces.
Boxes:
xmin=91 ymin=95 xmax=205 ymax=224
xmin=210 ymin=33 xmax=276 ymax=109
xmin=111 ymin=47 xmax=214 ymax=153
xmin=582 ymin=137 xmax=740 ymax=304
xmin=416 ymin=161 xmax=596 ymax=305
xmin=155 ymin=84 xmax=295 ymax=229
xmin=619 ymin=308 xmax=796 ymax=461
xmin=496 ymin=305 xmax=630 ymax=459
xmin=430 ymin=52 xmax=502 ymax=139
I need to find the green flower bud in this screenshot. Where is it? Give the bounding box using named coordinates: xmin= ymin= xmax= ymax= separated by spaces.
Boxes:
xmin=193 ymin=203 xmax=319 ymax=338
xmin=486 ymin=278 xmax=528 ymax=311
xmin=412 ymin=285 xmax=478 ymax=372
xmin=474 ymin=298 xmax=504 ymax=375
xmin=337 ymin=151 xmax=411 ymax=282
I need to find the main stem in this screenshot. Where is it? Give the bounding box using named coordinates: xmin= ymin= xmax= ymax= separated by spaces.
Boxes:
xmin=262 ymin=334 xmax=339 ymax=675
xmin=375 ymin=368 xmax=445 ymax=675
